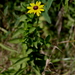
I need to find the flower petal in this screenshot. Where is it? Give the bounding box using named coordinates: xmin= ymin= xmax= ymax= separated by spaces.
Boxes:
xmin=36 ymin=12 xmax=40 ymax=16
xmin=40 ymin=9 xmax=44 ymax=11
xmin=27 ymin=9 xmax=33 ymax=13
xmin=30 ymin=3 xmax=35 ymax=6
xmin=36 ymin=1 xmax=41 ymax=6
xmin=37 ymin=10 xmax=41 ymax=13
xmin=27 ymin=1 xmax=44 ymax=16
xmin=39 ymin=5 xmax=44 ymax=8
xmin=27 ymin=7 xmax=32 ymax=9
xmin=33 ymin=10 xmax=36 ymax=14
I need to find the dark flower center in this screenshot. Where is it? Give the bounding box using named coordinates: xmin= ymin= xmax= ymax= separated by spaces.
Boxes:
xmin=33 ymin=6 xmax=38 ymax=10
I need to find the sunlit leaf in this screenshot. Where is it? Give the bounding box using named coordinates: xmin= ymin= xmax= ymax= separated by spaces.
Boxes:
xmin=12 ymin=57 xmax=29 ymax=67
xmin=0 ymin=43 xmax=17 ymax=53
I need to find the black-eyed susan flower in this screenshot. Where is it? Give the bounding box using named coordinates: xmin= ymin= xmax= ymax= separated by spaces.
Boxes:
xmin=27 ymin=1 xmax=44 ymax=16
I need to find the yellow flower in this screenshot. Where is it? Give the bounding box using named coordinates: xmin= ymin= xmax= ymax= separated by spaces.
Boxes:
xmin=27 ymin=1 xmax=44 ymax=16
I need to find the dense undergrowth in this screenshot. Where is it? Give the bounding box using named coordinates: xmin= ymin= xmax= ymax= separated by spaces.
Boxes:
xmin=0 ymin=0 xmax=75 ymax=75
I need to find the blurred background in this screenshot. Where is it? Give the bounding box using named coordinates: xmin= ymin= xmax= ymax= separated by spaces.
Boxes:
xmin=0 ymin=0 xmax=75 ymax=75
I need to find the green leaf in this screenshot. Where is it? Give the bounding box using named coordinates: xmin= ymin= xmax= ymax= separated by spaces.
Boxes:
xmin=46 ymin=43 xmax=50 ymax=48
xmin=29 ymin=27 xmax=36 ymax=33
xmin=33 ymin=67 xmax=41 ymax=75
xmin=51 ymin=59 xmax=60 ymax=63
xmin=22 ymin=43 xmax=28 ymax=50
xmin=45 ymin=35 xmax=50 ymax=42
xmin=9 ymin=38 xmax=24 ymax=44
xmin=20 ymin=15 xmax=27 ymax=22
xmin=0 ymin=27 xmax=8 ymax=33
xmin=46 ymin=0 xmax=54 ymax=11
xmin=14 ymin=15 xmax=27 ymax=28
xmin=22 ymin=44 xmax=27 ymax=56
xmin=26 ymin=49 xmax=32 ymax=55
xmin=41 ymin=0 xmax=46 ymax=3
xmin=14 ymin=17 xmax=20 ymax=28
xmin=20 ymin=2 xmax=26 ymax=12
xmin=12 ymin=57 xmax=29 ymax=67
xmin=42 ymin=11 xmax=51 ymax=24
xmin=4 ymin=6 xmax=8 ymax=16
xmin=14 ymin=69 xmax=24 ymax=75
xmin=12 ymin=28 xmax=24 ymax=38
xmin=24 ymin=21 xmax=28 ymax=30
xmin=0 ymin=43 xmax=17 ymax=53
xmin=33 ymin=42 xmax=38 ymax=48
xmin=1 ymin=69 xmax=15 ymax=75
xmin=42 ymin=0 xmax=53 ymax=24
xmin=64 ymin=0 xmax=69 ymax=11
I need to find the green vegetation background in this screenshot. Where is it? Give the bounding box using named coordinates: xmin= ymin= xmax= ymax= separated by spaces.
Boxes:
xmin=0 ymin=0 xmax=75 ymax=75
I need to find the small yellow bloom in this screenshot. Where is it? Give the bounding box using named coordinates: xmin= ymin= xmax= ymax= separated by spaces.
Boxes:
xmin=27 ymin=1 xmax=44 ymax=16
